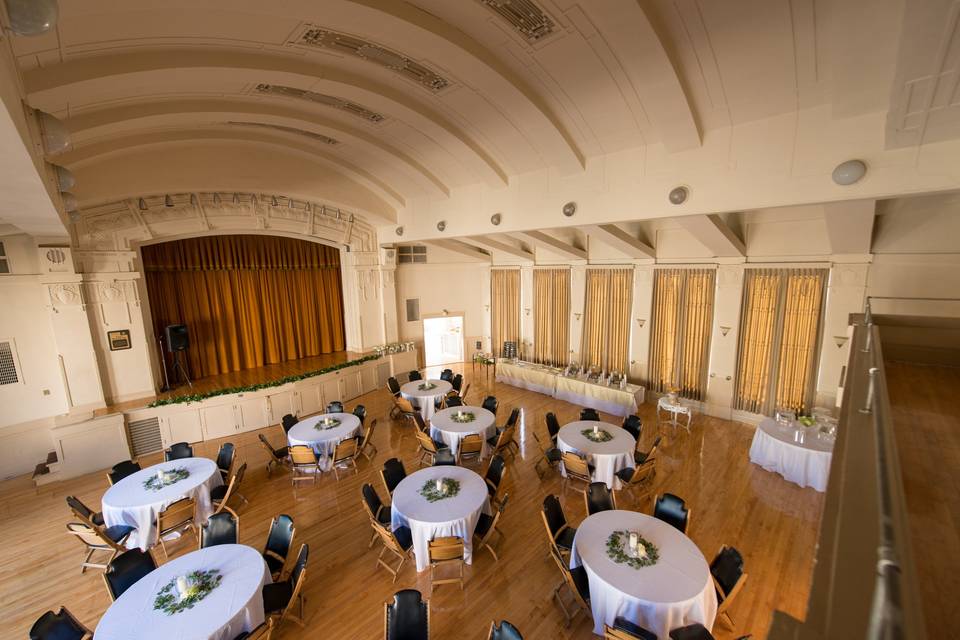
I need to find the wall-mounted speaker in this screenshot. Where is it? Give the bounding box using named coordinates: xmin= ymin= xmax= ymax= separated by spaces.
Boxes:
xmin=165 ymin=324 xmax=189 ymax=352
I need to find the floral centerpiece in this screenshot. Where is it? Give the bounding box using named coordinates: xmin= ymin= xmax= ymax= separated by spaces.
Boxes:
xmin=581 ymin=426 xmax=613 ymax=443
xmin=153 ymin=569 xmax=223 ymax=615
xmin=797 ymin=415 xmax=816 ymax=428
xmin=450 ymin=411 xmax=476 ymax=424
xmin=142 ymin=467 xmax=190 ymax=491
xmin=420 ymin=477 xmax=461 ymax=502
xmin=314 ymin=417 xmax=341 ymax=431
xmin=606 ymin=530 xmax=659 ymax=570
xmin=418 ymin=382 xmax=437 ymax=391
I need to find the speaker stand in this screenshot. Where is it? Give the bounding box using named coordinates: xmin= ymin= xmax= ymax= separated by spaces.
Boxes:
xmin=172 ymin=351 xmax=193 ymax=389
xmin=158 ymin=335 xmax=172 ymax=392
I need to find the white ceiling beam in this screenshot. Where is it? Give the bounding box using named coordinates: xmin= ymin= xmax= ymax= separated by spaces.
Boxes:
xmin=426 ymin=239 xmax=491 ymax=262
xmin=516 ymin=230 xmax=588 ymax=260
xmin=676 ymin=214 xmax=746 ymax=257
xmin=581 ymin=224 xmax=656 ymax=258
xmin=822 ymin=199 xmax=876 ymax=255
xmin=458 ymin=235 xmax=534 ymax=261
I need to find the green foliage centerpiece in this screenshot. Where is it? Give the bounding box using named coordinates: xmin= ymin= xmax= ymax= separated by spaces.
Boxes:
xmin=314 ymin=417 xmax=342 ymax=431
xmin=420 ymin=477 xmax=461 ymax=502
xmin=606 ymin=530 xmax=659 ymax=570
xmin=143 ymin=467 xmax=190 ymax=491
xmin=418 ymin=382 xmax=437 ymax=391
xmin=153 ymin=569 xmax=223 ymax=615
xmin=581 ymin=426 xmax=613 ymax=443
xmin=450 ymin=410 xmax=475 ymax=424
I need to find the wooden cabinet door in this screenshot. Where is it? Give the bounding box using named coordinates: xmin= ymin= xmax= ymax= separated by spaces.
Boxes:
xmin=342 ymin=371 xmax=361 ymax=401
xmin=360 ymin=365 xmax=378 ymax=395
xmin=236 ymin=396 xmax=269 ymax=433
xmin=321 ymin=377 xmax=342 ymax=407
xmin=202 ymin=403 xmax=238 ymax=440
xmin=268 ymin=390 xmax=296 ymax=425
xmin=166 ymin=409 xmax=204 ymax=444
xmin=299 ymin=382 xmax=323 ymax=417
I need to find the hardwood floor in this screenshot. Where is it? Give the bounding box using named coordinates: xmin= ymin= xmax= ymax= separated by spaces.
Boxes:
xmin=884 ymin=360 xmax=960 ymax=638
xmin=0 ymin=364 xmax=825 ymax=639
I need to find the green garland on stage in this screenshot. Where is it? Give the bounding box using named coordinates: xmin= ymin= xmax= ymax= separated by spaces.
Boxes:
xmin=148 ymin=354 xmax=381 ymax=408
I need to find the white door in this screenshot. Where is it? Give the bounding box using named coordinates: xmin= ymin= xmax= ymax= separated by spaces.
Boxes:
xmin=423 ymin=316 xmax=464 ymax=367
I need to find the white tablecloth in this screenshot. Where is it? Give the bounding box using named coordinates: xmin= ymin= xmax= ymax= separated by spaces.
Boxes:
xmin=429 ymin=406 xmax=497 ymax=457
xmin=287 ymin=412 xmax=362 ymax=471
xmin=401 ymin=379 xmax=453 ymax=421
xmin=749 ymin=418 xmax=834 ymax=492
xmin=495 ymin=361 xmax=645 ymax=417
xmin=95 ymin=544 xmax=271 ymax=640
xmin=102 ymin=458 xmax=222 ymax=551
xmin=390 ymin=465 xmax=492 ymax=572
xmin=570 ymin=510 xmax=717 ymax=638
xmin=558 ymin=421 xmax=635 ymax=490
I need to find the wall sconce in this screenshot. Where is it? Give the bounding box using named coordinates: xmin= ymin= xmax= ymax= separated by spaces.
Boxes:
xmin=834 ymin=335 xmax=849 ymax=348
xmin=524 ymin=308 xmax=531 ymax=317
xmin=574 ymin=313 xmax=582 ymax=321
xmin=636 ymin=318 xmax=646 ymax=328
xmin=484 ymin=304 xmax=490 ymax=312
xmin=720 ymin=325 xmax=731 ymax=337
xmin=442 ymin=309 xmax=449 ymax=315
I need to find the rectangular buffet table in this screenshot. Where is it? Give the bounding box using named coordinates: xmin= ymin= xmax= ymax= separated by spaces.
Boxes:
xmin=496 ymin=361 xmax=645 ymax=417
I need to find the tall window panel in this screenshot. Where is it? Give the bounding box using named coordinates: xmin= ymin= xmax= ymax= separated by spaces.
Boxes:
xmin=648 ymin=268 xmax=715 ymax=400
xmin=533 ymin=268 xmax=570 ymax=367
xmin=734 ymin=268 xmax=828 ymax=415
xmin=581 ymin=268 xmax=633 ymax=373
xmin=491 ymin=268 xmax=520 ymax=357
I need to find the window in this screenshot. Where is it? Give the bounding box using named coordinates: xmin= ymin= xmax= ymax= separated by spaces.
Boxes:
xmin=0 ymin=340 xmax=21 ymax=385
xmin=491 ymin=269 xmax=521 ymax=357
xmin=405 ymin=298 xmax=420 ymax=322
xmin=397 ymin=245 xmax=427 ymax=264
xmin=580 ymin=268 xmax=633 ymax=372
xmin=0 ymin=242 xmax=9 ymax=274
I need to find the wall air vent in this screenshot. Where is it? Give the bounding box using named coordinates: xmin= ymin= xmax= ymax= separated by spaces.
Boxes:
xmin=0 ymin=340 xmax=20 ymax=385
xmin=227 ymin=121 xmax=339 ymax=145
xmin=478 ymin=0 xmax=556 ymax=42
xmin=127 ymin=417 xmax=163 ymax=457
xmin=398 ymin=245 xmax=427 ymax=264
xmin=254 ymin=84 xmax=385 ymax=124
xmin=291 ymin=26 xmax=451 ymax=93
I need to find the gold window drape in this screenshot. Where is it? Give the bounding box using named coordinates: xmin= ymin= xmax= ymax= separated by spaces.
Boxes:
xmin=491 ymin=269 xmax=520 ymax=357
xmin=580 ymin=268 xmax=633 ymax=372
xmin=533 ymin=268 xmax=570 ymax=366
xmin=734 ymin=268 xmax=827 ymax=415
xmin=142 ymin=235 xmax=345 ymax=378
xmin=648 ymin=268 xmax=715 ymax=400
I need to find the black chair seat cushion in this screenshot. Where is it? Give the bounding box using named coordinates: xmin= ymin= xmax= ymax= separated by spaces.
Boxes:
xmin=262 ymin=580 xmax=293 ymax=614
xmin=555 ymin=527 xmax=577 ymax=551
xmin=210 ymin=484 xmax=228 ymax=501
xmin=264 ymin=553 xmax=285 ymax=576
xmin=634 ymin=451 xmax=649 ymax=465
xmin=91 ymin=512 xmax=105 ymax=526
xmin=545 ymin=448 xmax=563 ymax=463
xmin=475 ymin=512 xmax=494 ymax=538
xmin=570 ymin=565 xmax=591 ymax=601
xmin=393 ymin=526 xmax=414 ymax=551
xmin=669 ymin=623 xmax=715 ymax=640
xmin=432 ymin=439 xmax=449 ymax=451
xmin=274 ymin=446 xmax=289 ymax=459
xmin=614 ymin=617 xmax=657 ymax=640
xmin=433 ymin=450 xmax=456 ymax=466
xmin=105 ymin=524 xmax=135 ymax=542
xmin=616 ymin=467 xmax=636 ymax=483
xmin=29 ymin=610 xmax=87 ymax=640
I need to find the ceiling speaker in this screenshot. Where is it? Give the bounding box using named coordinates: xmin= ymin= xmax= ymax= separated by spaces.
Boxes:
xmin=490 ymin=213 xmax=502 ymax=225
xmin=669 ymin=186 xmax=689 ymax=205
xmin=562 ymin=201 xmax=577 ymax=217
xmin=437 ymin=220 xmax=446 ymax=232
xmin=395 ymin=226 xmax=404 ymax=236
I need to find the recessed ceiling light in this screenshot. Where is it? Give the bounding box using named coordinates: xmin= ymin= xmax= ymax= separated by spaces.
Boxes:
xmin=562 ymin=202 xmax=577 ymax=217
xmin=668 ymin=186 xmax=689 ymax=205
xmin=395 ymin=226 xmax=404 ymax=236
xmin=832 ymin=159 xmax=867 ymax=185
xmin=437 ymin=220 xmax=446 ymax=232
xmin=490 ymin=213 xmax=502 ymax=225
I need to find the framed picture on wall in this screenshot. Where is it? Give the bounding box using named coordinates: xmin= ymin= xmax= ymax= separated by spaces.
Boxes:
xmin=107 ymin=329 xmax=132 ymax=351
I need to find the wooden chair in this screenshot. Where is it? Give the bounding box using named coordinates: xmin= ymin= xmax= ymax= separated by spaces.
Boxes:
xmin=459 ymin=382 xmax=471 ymax=404
xmin=473 ymin=493 xmax=509 ymax=562
xmin=102 ymin=548 xmax=157 ymax=601
xmin=415 ymin=428 xmax=452 ymax=467
xmin=580 ymin=408 xmax=600 ymax=421
xmin=604 ymin=618 xmax=657 ymax=640
xmin=394 ymin=396 xmax=419 ymax=427
xmin=532 ymin=432 xmax=562 ymax=479
xmin=380 ymin=458 xmax=407 ymax=498
xmin=584 ymin=481 xmax=617 ymax=515
xmin=481 ymin=395 xmax=499 ymax=415
xmin=615 ymin=458 xmax=657 ymax=504
xmin=428 ymin=536 xmax=465 ymax=590
xmin=561 ymin=451 xmax=594 ymax=491
xmin=549 ymin=544 xmax=590 ymax=627
xmin=358 ymin=418 xmax=379 ymax=462
xmin=199 ymin=507 xmax=239 ymax=548
xmin=331 ymin=437 xmax=360 ymax=480
xmin=29 ymin=607 xmax=92 ymax=640
xmin=65 ymin=495 xmax=104 ymax=527
xmin=326 ymin=401 xmax=344 ymax=413
xmin=669 ymin=624 xmax=717 ymax=640
xmin=413 ymin=411 xmax=429 ymax=433
xmin=540 ymin=495 xmax=577 ymax=558
xmin=408 ymin=370 xmax=422 ymax=382
xmin=621 ymin=415 xmax=643 ymax=442
xmin=361 ymin=483 xmax=392 ymax=548
xmin=487 ymin=619 xmax=523 ymax=640
xmin=289 ymin=445 xmax=320 ymax=486
xmin=65 ymin=521 xmax=129 ymax=574
xmin=106 ymin=460 xmax=141 ymax=486
xmin=486 ymin=424 xmax=516 ymax=460
xmin=281 ymin=413 xmax=299 ymax=434
xmin=258 ymin=434 xmax=290 ymax=476
xmin=262 ymin=514 xmax=296 ymax=579
xmin=483 ymin=455 xmax=509 ymax=506
xmin=653 ymin=493 xmax=691 ymax=534
xmin=215 ymin=442 xmax=236 ymax=482
xmin=164 ymin=441 xmax=193 ymax=461
xmin=235 ymin=620 xmax=274 ymax=640
xmin=634 ymin=436 xmax=662 ymax=466
xmin=711 ymin=545 xmax=748 ymax=628
xmin=154 ymin=497 xmax=197 ymax=560
xmin=263 ymin=543 xmax=309 ymax=629
xmin=384 ymin=590 xmax=429 ymax=640
xmin=457 ymin=433 xmax=484 ymax=466
xmin=372 ymin=520 xmax=415 ymax=582
xmin=211 ymin=461 xmax=248 ymax=513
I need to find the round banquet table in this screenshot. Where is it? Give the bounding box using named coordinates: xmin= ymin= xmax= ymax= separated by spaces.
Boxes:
xmin=558 ymin=421 xmax=636 ymax=490
xmin=102 ymin=458 xmax=222 ymax=551
xmin=95 ymin=544 xmax=271 ymax=640
xmin=748 ymin=417 xmax=834 ymax=492
xmin=400 ymin=379 xmax=453 ymax=421
xmin=390 ymin=465 xmax=492 ymax=572
xmin=287 ymin=412 xmax=362 ymax=471
xmin=570 ymin=510 xmax=717 ymax=638
xmin=429 ymin=406 xmax=497 ymax=457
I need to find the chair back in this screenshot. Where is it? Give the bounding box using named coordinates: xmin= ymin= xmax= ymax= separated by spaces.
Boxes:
xmin=108 ymin=460 xmax=141 ymax=484
xmin=29 ymin=607 xmax=88 ymax=640
xmin=333 ymin=436 xmax=359 ymax=462
xmin=481 ymin=395 xmax=499 ymax=415
xmin=290 ymin=445 xmax=318 ymax=466
xmin=549 ymin=544 xmax=589 ymax=607
xmin=258 ymin=433 xmax=282 ymax=460
xmin=415 ymin=428 xmax=439 ymax=454
xmin=459 ymin=434 xmax=483 ymax=457
xmin=485 ymin=454 xmax=506 ymax=487
xmin=562 ymin=451 xmax=591 ymax=480
xmin=326 ymin=401 xmax=344 ymax=413
xmin=201 ymin=509 xmax=238 ymax=548
xmin=585 ymin=482 xmax=616 ymax=515
xmin=428 ymin=536 xmax=464 ymax=562
xmin=439 ymin=369 xmax=454 ymax=382
xmin=505 ymin=407 xmax=521 ymax=428
xmin=387 ymin=376 xmax=401 ymax=395
xmin=541 ymin=494 xmax=567 ymax=537
xmin=65 ymin=495 xmax=96 ymax=522
xmin=373 ymin=520 xmax=407 ymax=556
xmin=385 ymin=589 xmax=428 ymax=640
xmin=545 ymin=413 xmax=561 ymax=441
xmin=646 ymin=436 xmax=662 ymax=460
xmin=215 ymin=462 xmax=247 ymax=513
xmin=281 ymin=413 xmax=298 ymax=433
xmin=710 ymin=545 xmax=745 ymax=598
xmin=165 ymin=442 xmax=193 ymax=461
xmin=396 ymin=396 xmax=417 ymax=416
xmin=353 ymin=404 xmax=367 ymax=423
xmin=488 ymin=619 xmax=524 ymax=640
xmin=459 ymin=382 xmax=471 ymax=403
xmin=103 ymin=548 xmax=156 ymax=600
xmin=264 ymin=514 xmax=296 ymax=560
xmin=413 ymin=412 xmax=428 ymax=432
xmin=381 ymin=458 xmax=407 ymax=494
xmin=654 ymin=493 xmax=690 ymax=533
xmin=215 ymin=442 xmax=235 ymax=473
xmin=361 ymin=483 xmax=385 ymax=520
xmin=580 ymin=408 xmax=600 ymax=421
xmin=445 ymin=395 xmax=463 ymax=407
xmin=408 ymin=370 xmax=422 ymax=381
xmin=451 ymin=373 xmax=463 ymax=392
xmin=360 ymin=418 xmax=377 ymax=449
xmin=668 ymin=624 xmax=716 ymax=640
xmin=158 ymin=497 xmax=195 ymax=532
xmin=621 ymin=415 xmax=642 ymax=441
xmin=289 ymin=543 xmax=310 ymax=589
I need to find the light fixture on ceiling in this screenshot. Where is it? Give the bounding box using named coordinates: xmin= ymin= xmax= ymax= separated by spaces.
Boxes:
xmin=562 ymin=201 xmax=577 ymax=217
xmin=395 ymin=226 xmax=404 ymax=236
xmin=437 ymin=220 xmax=446 ymax=232
xmin=60 ymin=191 xmax=77 ymax=212
xmin=832 ymin=159 xmax=867 ymax=185
xmin=36 ymin=111 xmax=70 ymax=155
xmin=138 ymin=198 xmax=147 ymax=210
xmin=668 ymin=186 xmax=689 ymax=205
xmin=164 ymin=195 xmax=174 ymax=207
xmin=3 ymin=0 xmax=59 ymax=36
xmin=213 ymin=193 xmax=221 ymax=205
xmin=271 ymin=195 xmax=279 ymax=207
xmin=50 ymin=164 xmax=75 ymax=190
xmin=490 ymin=213 xmax=502 ymax=225
xmin=233 ymin=193 xmax=240 ymax=205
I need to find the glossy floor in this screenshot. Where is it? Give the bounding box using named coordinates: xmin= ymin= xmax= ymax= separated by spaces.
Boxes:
xmin=0 ymin=363 xmax=825 ymax=638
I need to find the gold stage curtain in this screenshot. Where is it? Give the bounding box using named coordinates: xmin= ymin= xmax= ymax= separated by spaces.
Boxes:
xmin=734 ymin=267 xmax=827 ymax=415
xmin=648 ymin=268 xmax=715 ymax=400
xmin=533 ymin=268 xmax=570 ymax=366
xmin=491 ymin=269 xmax=520 ymax=357
xmin=142 ymin=235 xmax=346 ymax=378
xmin=580 ymin=268 xmax=633 ymax=372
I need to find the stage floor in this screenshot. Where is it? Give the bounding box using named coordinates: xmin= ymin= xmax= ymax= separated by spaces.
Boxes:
xmin=98 ymin=350 xmax=364 ymax=415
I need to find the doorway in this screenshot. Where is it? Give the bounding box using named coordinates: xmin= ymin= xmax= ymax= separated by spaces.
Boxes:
xmin=423 ymin=315 xmax=464 ymax=367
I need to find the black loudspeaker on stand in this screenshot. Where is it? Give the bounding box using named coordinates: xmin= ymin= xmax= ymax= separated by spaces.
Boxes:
xmin=163 ymin=324 xmax=193 ymax=390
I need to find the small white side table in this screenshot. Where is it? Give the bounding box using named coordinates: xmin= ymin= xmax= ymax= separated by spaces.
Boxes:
xmin=657 ymin=396 xmax=693 ymax=432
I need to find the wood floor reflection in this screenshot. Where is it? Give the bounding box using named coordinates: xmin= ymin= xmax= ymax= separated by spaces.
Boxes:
xmin=0 ymin=363 xmax=825 ymax=639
